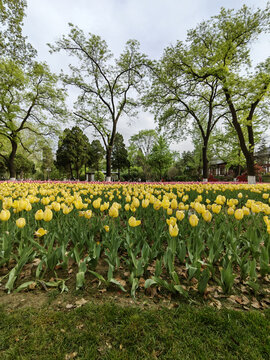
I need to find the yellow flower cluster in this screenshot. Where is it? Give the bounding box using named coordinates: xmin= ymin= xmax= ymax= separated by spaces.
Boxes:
xmin=0 ymin=181 xmax=269 ymax=238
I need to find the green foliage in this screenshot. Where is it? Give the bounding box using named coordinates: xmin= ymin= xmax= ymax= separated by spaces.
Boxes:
xmin=49 ymin=25 xmax=149 ymax=176
xmin=94 ymin=171 xmax=105 ymax=182
xmin=88 ymin=140 xmax=105 ymax=172
xmin=129 ymin=129 xmax=158 ymax=157
xmin=0 ymin=0 xmax=36 ymax=63
xmin=56 ymin=126 xmax=90 ymax=179
xmin=148 ymin=136 xmax=173 ymax=180
xmin=14 ymin=153 xmax=35 ymax=178
xmin=180 ymin=4 xmax=270 ymax=177
xmin=112 ymin=133 xmax=129 ymax=178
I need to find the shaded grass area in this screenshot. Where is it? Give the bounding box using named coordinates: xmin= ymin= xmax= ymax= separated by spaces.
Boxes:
xmin=0 ymin=302 xmax=269 ymax=360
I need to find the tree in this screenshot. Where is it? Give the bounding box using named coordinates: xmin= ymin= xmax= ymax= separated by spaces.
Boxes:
xmin=41 ymin=145 xmax=54 ymax=180
xmin=49 ymin=24 xmax=148 ymax=180
xmin=56 ymin=126 xmax=91 ymax=179
xmin=88 ymin=140 xmax=105 ymax=172
xmin=173 ymin=4 xmax=270 ymax=183
xmin=129 ymin=129 xmax=158 ymax=157
xmin=14 ymin=153 xmax=35 ymax=179
xmin=0 ymin=0 xmax=36 ymax=62
xmin=111 ymin=133 xmax=129 ymax=179
xmin=144 ymin=44 xmax=228 ymax=180
xmin=128 ymin=129 xmax=158 ymax=180
xmin=0 ymin=60 xmax=66 ymax=178
xmin=0 ymin=1 xmax=66 ymax=179
xmin=148 ymin=136 xmax=173 ymax=180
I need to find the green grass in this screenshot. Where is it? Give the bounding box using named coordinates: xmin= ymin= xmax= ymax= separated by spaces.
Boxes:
xmin=0 ymin=303 xmax=269 ymax=360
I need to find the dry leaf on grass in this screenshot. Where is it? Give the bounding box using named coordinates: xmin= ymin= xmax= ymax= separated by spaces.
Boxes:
xmin=75 ymin=298 xmax=88 ymax=307
xmin=65 ymin=352 xmax=78 ymax=360
xmin=66 ymin=304 xmax=74 ymax=309
xmin=139 ymin=277 xmax=145 ymax=287
xmin=76 ymin=324 xmax=84 ymax=330
xmin=251 ymin=298 xmax=261 ymax=309
xmin=115 ymin=278 xmax=127 ymax=288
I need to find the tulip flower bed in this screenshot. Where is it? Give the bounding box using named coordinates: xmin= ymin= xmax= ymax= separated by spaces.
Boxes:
xmin=0 ymin=181 xmax=270 ymax=304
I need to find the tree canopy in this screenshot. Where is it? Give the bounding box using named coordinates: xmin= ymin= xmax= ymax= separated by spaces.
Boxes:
xmin=50 ymin=25 xmax=149 ymax=179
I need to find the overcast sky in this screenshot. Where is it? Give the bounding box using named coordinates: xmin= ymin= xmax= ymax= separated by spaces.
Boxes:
xmin=23 ymin=0 xmax=270 ymax=153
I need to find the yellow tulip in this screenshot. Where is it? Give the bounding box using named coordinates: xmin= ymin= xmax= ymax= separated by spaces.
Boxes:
xmin=166 ymin=217 xmax=177 ymax=226
xmin=132 ymin=197 xmax=140 ymax=208
xmin=35 ymin=209 xmax=44 ymax=221
xmin=52 ymin=202 xmax=61 ymax=212
xmin=104 ymin=225 xmax=110 ymax=232
xmin=128 ymin=216 xmax=141 ymax=227
xmin=124 ymin=203 xmax=130 ymax=211
xmin=63 ymin=206 xmax=73 ymax=215
xmin=84 ymin=210 xmax=92 ymax=219
xmin=109 ymin=206 xmax=119 ymax=218
xmin=176 ymin=210 xmax=185 ymax=221
xmin=212 ymin=204 xmax=221 ymax=214
xmin=16 ymin=217 xmax=26 ymax=228
xmin=227 ymin=207 xmax=234 ymax=215
xmin=34 ymin=228 xmax=48 ymax=237
xmin=234 ymin=209 xmax=244 ymax=220
xmin=93 ymin=198 xmax=102 ymax=209
xmin=0 ymin=209 xmax=10 ymax=221
xmin=189 ymin=214 xmax=199 ymax=227
xmin=169 ymin=223 xmax=179 ymax=237
xmin=142 ymin=199 xmax=149 ymax=208
xmin=170 ymin=198 xmax=178 ymax=210
xmin=202 ymin=210 xmax=212 ymax=222
xmin=167 ymin=208 xmax=173 ymax=215
xmin=242 ymin=206 xmax=250 ymax=216
xmin=43 ymin=208 xmax=53 ymax=222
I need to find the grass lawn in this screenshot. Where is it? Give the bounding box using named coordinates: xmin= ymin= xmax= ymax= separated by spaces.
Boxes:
xmin=0 ymin=300 xmax=269 ymax=360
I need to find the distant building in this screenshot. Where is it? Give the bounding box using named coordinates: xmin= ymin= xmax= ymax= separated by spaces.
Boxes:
xmin=254 ymin=146 xmax=270 ymax=173
xmin=209 ymin=147 xmax=270 ymax=177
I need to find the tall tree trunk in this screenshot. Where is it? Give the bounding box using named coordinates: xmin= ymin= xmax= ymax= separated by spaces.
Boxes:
xmin=8 ymin=140 xmax=17 ymax=179
xmin=223 ymin=87 xmax=255 ymax=179
xmin=69 ymin=164 xmax=73 ymax=179
xmin=106 ymin=146 xmax=112 ymax=180
xmin=202 ymin=142 xmax=208 ymax=180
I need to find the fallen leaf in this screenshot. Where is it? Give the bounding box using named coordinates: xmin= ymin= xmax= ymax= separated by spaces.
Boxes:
xmin=115 ymin=278 xmax=127 ymax=288
xmin=146 ymin=286 xmax=157 ymax=298
xmin=76 ymin=324 xmax=84 ymax=330
xmin=66 ymin=304 xmax=74 ymax=309
xmin=241 ymin=295 xmax=250 ymax=305
xmin=65 ymin=352 xmax=78 ymax=360
xmin=139 ymin=277 xmax=145 ymax=287
xmin=260 ymin=301 xmax=269 ymax=309
xmin=99 ymin=288 xmax=107 ymax=293
xmin=251 ymin=298 xmax=261 ymax=309
xmin=29 ymin=282 xmax=36 ymax=290
xmin=32 ymin=258 xmax=41 ymax=266
xmin=75 ymin=298 xmax=88 ymax=307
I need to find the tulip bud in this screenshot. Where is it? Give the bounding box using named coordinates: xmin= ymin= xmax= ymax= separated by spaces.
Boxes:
xmin=43 ymin=208 xmax=53 ymax=222
xmin=0 ymin=209 xmax=10 ymax=221
xmin=35 ymin=209 xmax=44 ymax=221
xmin=189 ymin=214 xmax=199 ymax=227
xmin=16 ymin=217 xmax=26 ymax=228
